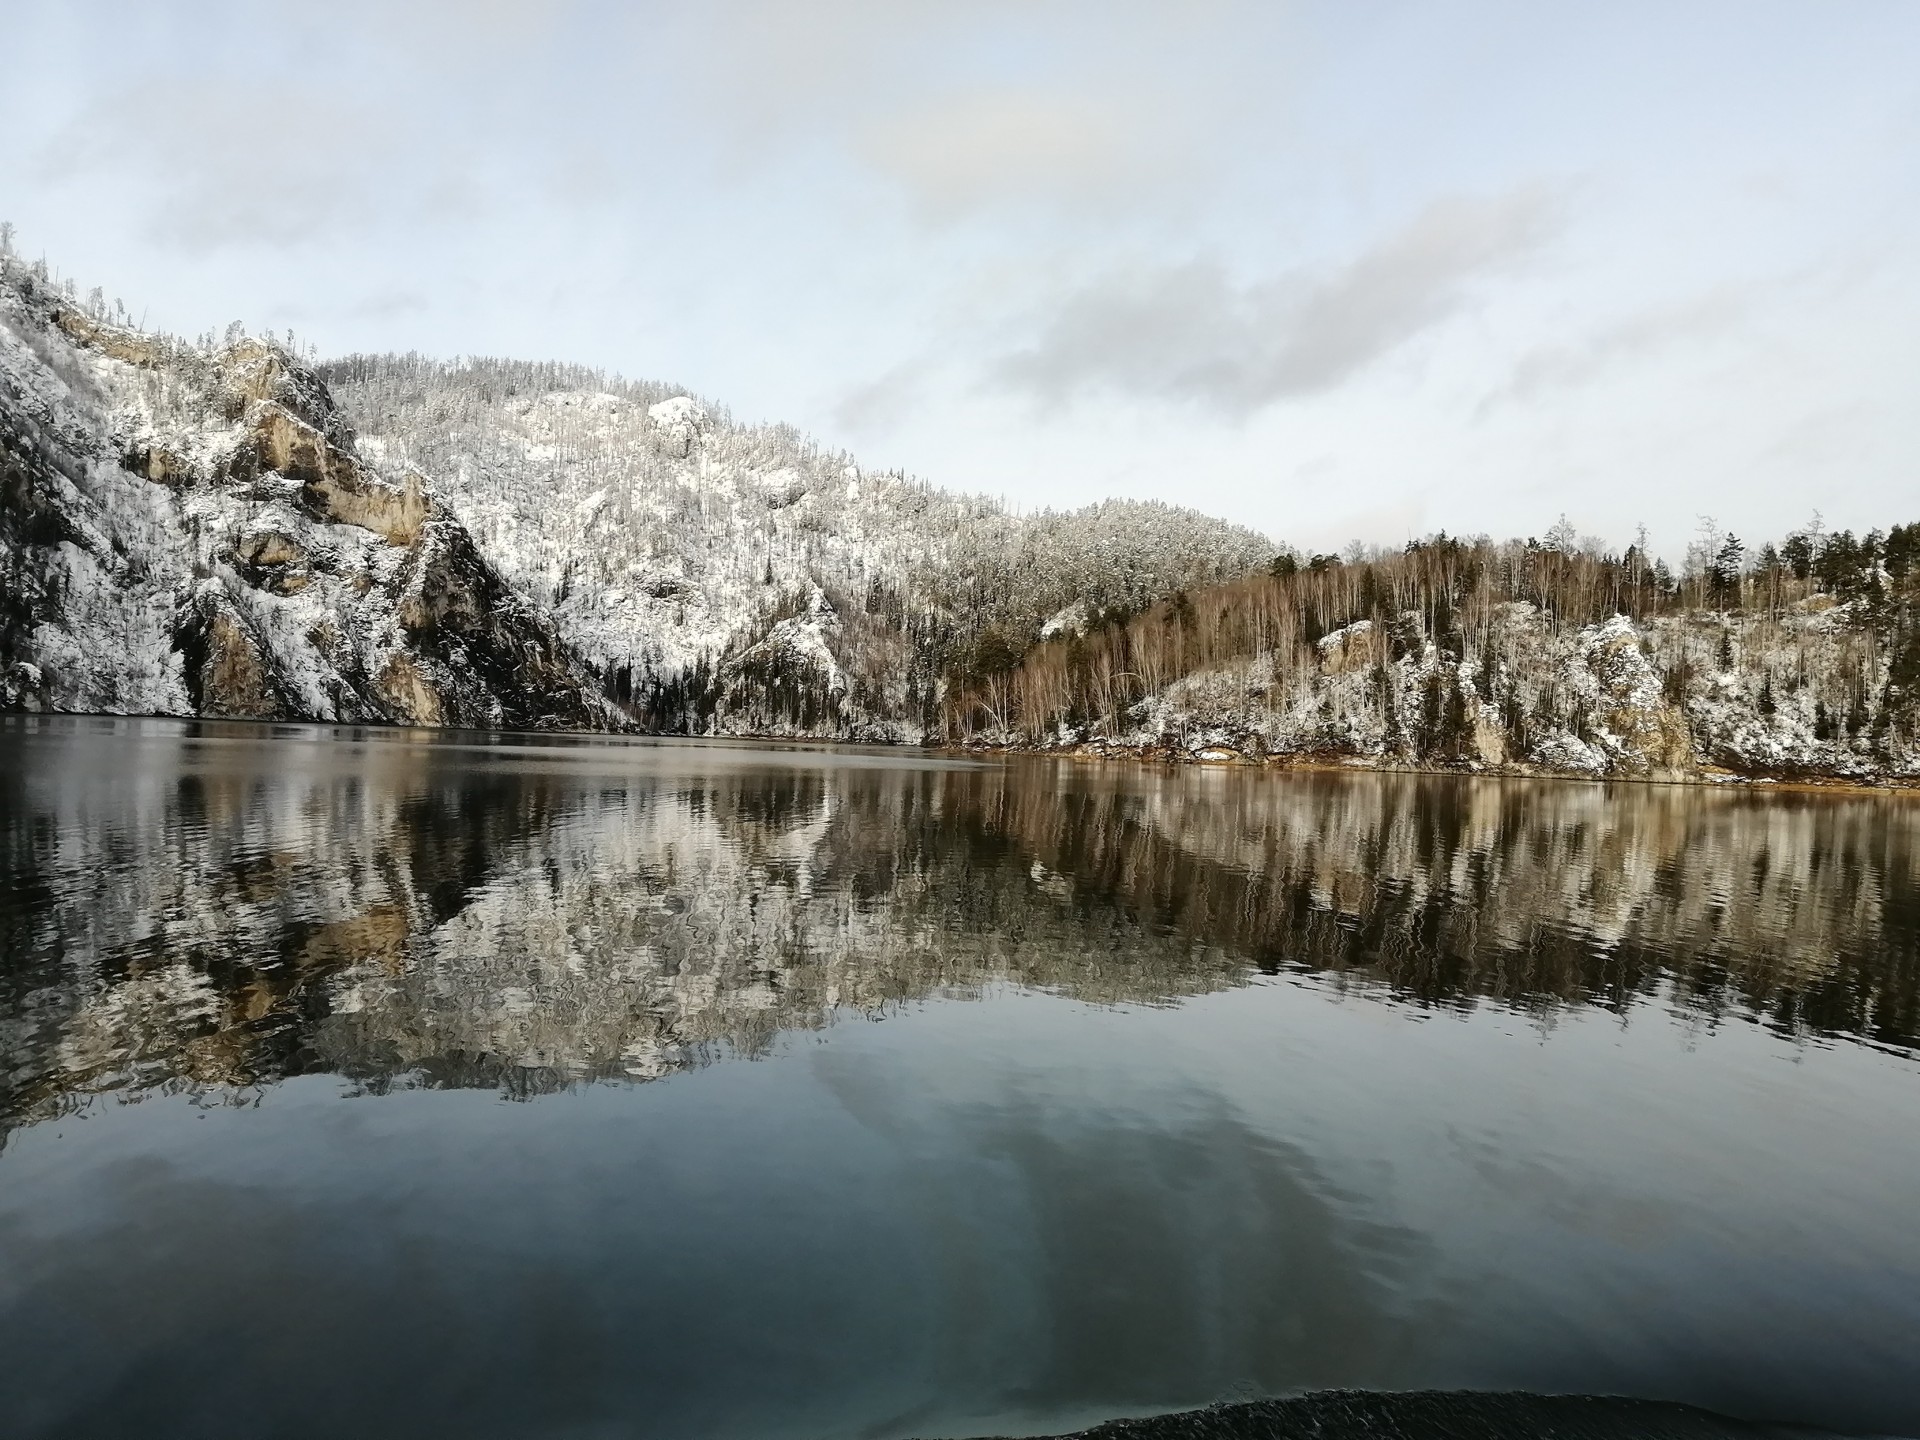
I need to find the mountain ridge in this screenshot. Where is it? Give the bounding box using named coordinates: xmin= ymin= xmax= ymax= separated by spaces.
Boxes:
xmin=2 ymin=243 xmax=1916 ymax=784
xmin=319 ymin=350 xmax=1279 ymax=739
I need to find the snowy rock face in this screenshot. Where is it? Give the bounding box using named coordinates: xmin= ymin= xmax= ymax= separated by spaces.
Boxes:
xmin=0 ymin=266 xmax=615 ymax=729
xmin=1563 ymin=615 xmax=1692 ymax=775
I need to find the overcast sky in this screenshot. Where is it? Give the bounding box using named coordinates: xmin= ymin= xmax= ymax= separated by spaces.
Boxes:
xmin=3 ymin=1 xmax=1915 ymax=557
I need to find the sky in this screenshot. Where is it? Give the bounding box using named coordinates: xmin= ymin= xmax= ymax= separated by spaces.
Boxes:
xmin=2 ymin=0 xmax=1916 ymax=558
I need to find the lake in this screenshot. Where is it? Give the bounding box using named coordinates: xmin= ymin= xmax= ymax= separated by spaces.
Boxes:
xmin=1 ymin=716 xmax=1917 ymax=1440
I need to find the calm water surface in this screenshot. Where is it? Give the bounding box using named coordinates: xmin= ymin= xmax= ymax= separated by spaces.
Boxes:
xmin=1 ymin=716 xmax=1917 ymax=1439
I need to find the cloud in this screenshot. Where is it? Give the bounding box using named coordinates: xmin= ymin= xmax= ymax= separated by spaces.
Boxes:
xmin=20 ymin=2 xmax=555 ymax=257
xmin=832 ymin=361 xmax=928 ymax=435
xmin=1480 ymin=288 xmax=1746 ymax=415
xmin=860 ymin=88 xmax=1147 ymax=217
xmin=268 ymin=290 xmax=424 ymax=323
xmin=992 ymin=186 xmax=1564 ymax=416
xmin=680 ymin=0 xmax=1235 ymax=219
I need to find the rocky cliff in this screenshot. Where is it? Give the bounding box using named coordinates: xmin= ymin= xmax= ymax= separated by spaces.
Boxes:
xmin=0 ymin=262 xmax=615 ymax=729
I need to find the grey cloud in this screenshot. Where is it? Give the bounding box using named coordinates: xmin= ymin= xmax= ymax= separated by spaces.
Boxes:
xmin=688 ymin=0 xmax=1236 ymax=220
xmin=993 ymin=187 xmax=1564 ymax=416
xmin=1481 ymin=288 xmax=1747 ymax=415
xmin=860 ymin=88 xmax=1152 ymax=218
xmin=833 ymin=361 xmax=928 ymax=437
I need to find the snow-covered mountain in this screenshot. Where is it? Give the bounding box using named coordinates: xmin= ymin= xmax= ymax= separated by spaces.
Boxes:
xmin=4 ymin=244 xmax=1915 ymax=784
xmin=1 ymin=245 xmax=1275 ymax=741
xmin=0 ymin=260 xmax=615 ymax=728
xmin=321 ymin=353 xmax=1278 ymax=739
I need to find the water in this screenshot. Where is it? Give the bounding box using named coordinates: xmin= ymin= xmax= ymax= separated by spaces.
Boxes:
xmin=1 ymin=716 xmax=1917 ymax=1440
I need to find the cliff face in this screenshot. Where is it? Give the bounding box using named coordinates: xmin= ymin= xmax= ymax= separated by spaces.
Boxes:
xmin=1093 ymin=607 xmax=1899 ymax=780
xmin=1034 ymin=603 xmax=1919 ymax=783
xmin=0 ymin=266 xmax=615 ymax=730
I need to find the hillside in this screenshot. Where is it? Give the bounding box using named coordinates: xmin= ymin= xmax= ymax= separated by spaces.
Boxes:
xmin=320 ymin=354 xmax=1277 ymax=739
xmin=0 ymin=244 xmax=1273 ymax=740
xmin=956 ymin=531 xmax=1920 ymax=782
xmin=0 ymin=257 xmax=614 ymax=728
xmin=3 ymin=239 xmax=1917 ymax=785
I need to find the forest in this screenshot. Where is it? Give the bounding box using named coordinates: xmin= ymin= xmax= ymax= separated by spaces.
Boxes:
xmin=949 ymin=517 xmax=1920 ymax=779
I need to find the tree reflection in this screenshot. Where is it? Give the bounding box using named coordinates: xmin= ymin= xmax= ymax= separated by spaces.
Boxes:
xmin=2 ymin=719 xmax=1916 ymax=1139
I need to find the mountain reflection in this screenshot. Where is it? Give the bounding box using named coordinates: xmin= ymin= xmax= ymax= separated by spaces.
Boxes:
xmin=2 ymin=719 xmax=1916 ymax=1138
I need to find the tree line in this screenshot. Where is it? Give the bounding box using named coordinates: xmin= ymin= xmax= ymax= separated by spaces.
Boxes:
xmin=946 ymin=517 xmax=1920 ymax=761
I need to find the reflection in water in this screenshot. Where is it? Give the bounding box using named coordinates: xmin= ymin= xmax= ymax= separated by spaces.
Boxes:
xmin=2 ymin=718 xmax=1919 ymax=1440
xmin=3 ymin=720 xmax=1915 ymax=1131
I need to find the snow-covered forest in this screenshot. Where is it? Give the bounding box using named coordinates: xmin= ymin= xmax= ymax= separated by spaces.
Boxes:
xmin=960 ymin=523 xmax=1920 ymax=780
xmin=319 ymin=353 xmax=1276 ymax=739
xmin=2 ymin=233 xmax=1916 ymax=782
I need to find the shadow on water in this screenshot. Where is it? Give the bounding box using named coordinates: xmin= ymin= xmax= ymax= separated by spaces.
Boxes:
xmin=0 ymin=1083 xmax=1430 ymax=1440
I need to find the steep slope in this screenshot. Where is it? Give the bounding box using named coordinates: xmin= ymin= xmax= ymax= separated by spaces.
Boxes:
xmin=0 ymin=262 xmax=615 ymax=728
xmin=321 ymin=354 xmax=1278 ymax=739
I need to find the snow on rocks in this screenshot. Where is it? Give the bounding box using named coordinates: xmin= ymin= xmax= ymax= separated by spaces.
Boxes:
xmin=1317 ymin=619 xmax=1379 ymax=675
xmin=1020 ymin=597 xmax=1916 ymax=784
xmin=1041 ymin=601 xmax=1090 ymax=640
xmin=1563 ymin=614 xmax=1692 ymax=775
xmin=647 ymin=395 xmax=708 ymax=457
xmin=0 ymin=262 xmax=616 ymax=730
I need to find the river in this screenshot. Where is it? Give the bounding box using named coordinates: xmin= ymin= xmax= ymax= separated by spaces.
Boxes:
xmin=1 ymin=716 xmax=1916 ymax=1439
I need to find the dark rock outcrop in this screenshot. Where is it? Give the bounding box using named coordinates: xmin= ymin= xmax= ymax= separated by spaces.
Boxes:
xmin=951 ymin=1390 xmax=1848 ymax=1440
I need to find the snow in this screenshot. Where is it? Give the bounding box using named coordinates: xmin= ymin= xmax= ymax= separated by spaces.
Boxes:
xmin=1041 ymin=601 xmax=1090 ymax=640
xmin=1317 ymin=618 xmax=1374 ymax=654
xmin=647 ymin=395 xmax=706 ymax=428
xmin=11 ymin=255 xmax=1908 ymax=779
xmin=1001 ymin=592 xmax=1916 ymax=782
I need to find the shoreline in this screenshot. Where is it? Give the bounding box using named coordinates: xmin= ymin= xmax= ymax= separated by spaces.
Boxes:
xmin=944 ymin=739 xmax=1920 ymax=797
xmin=5 ymin=707 xmax=1917 ymax=796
